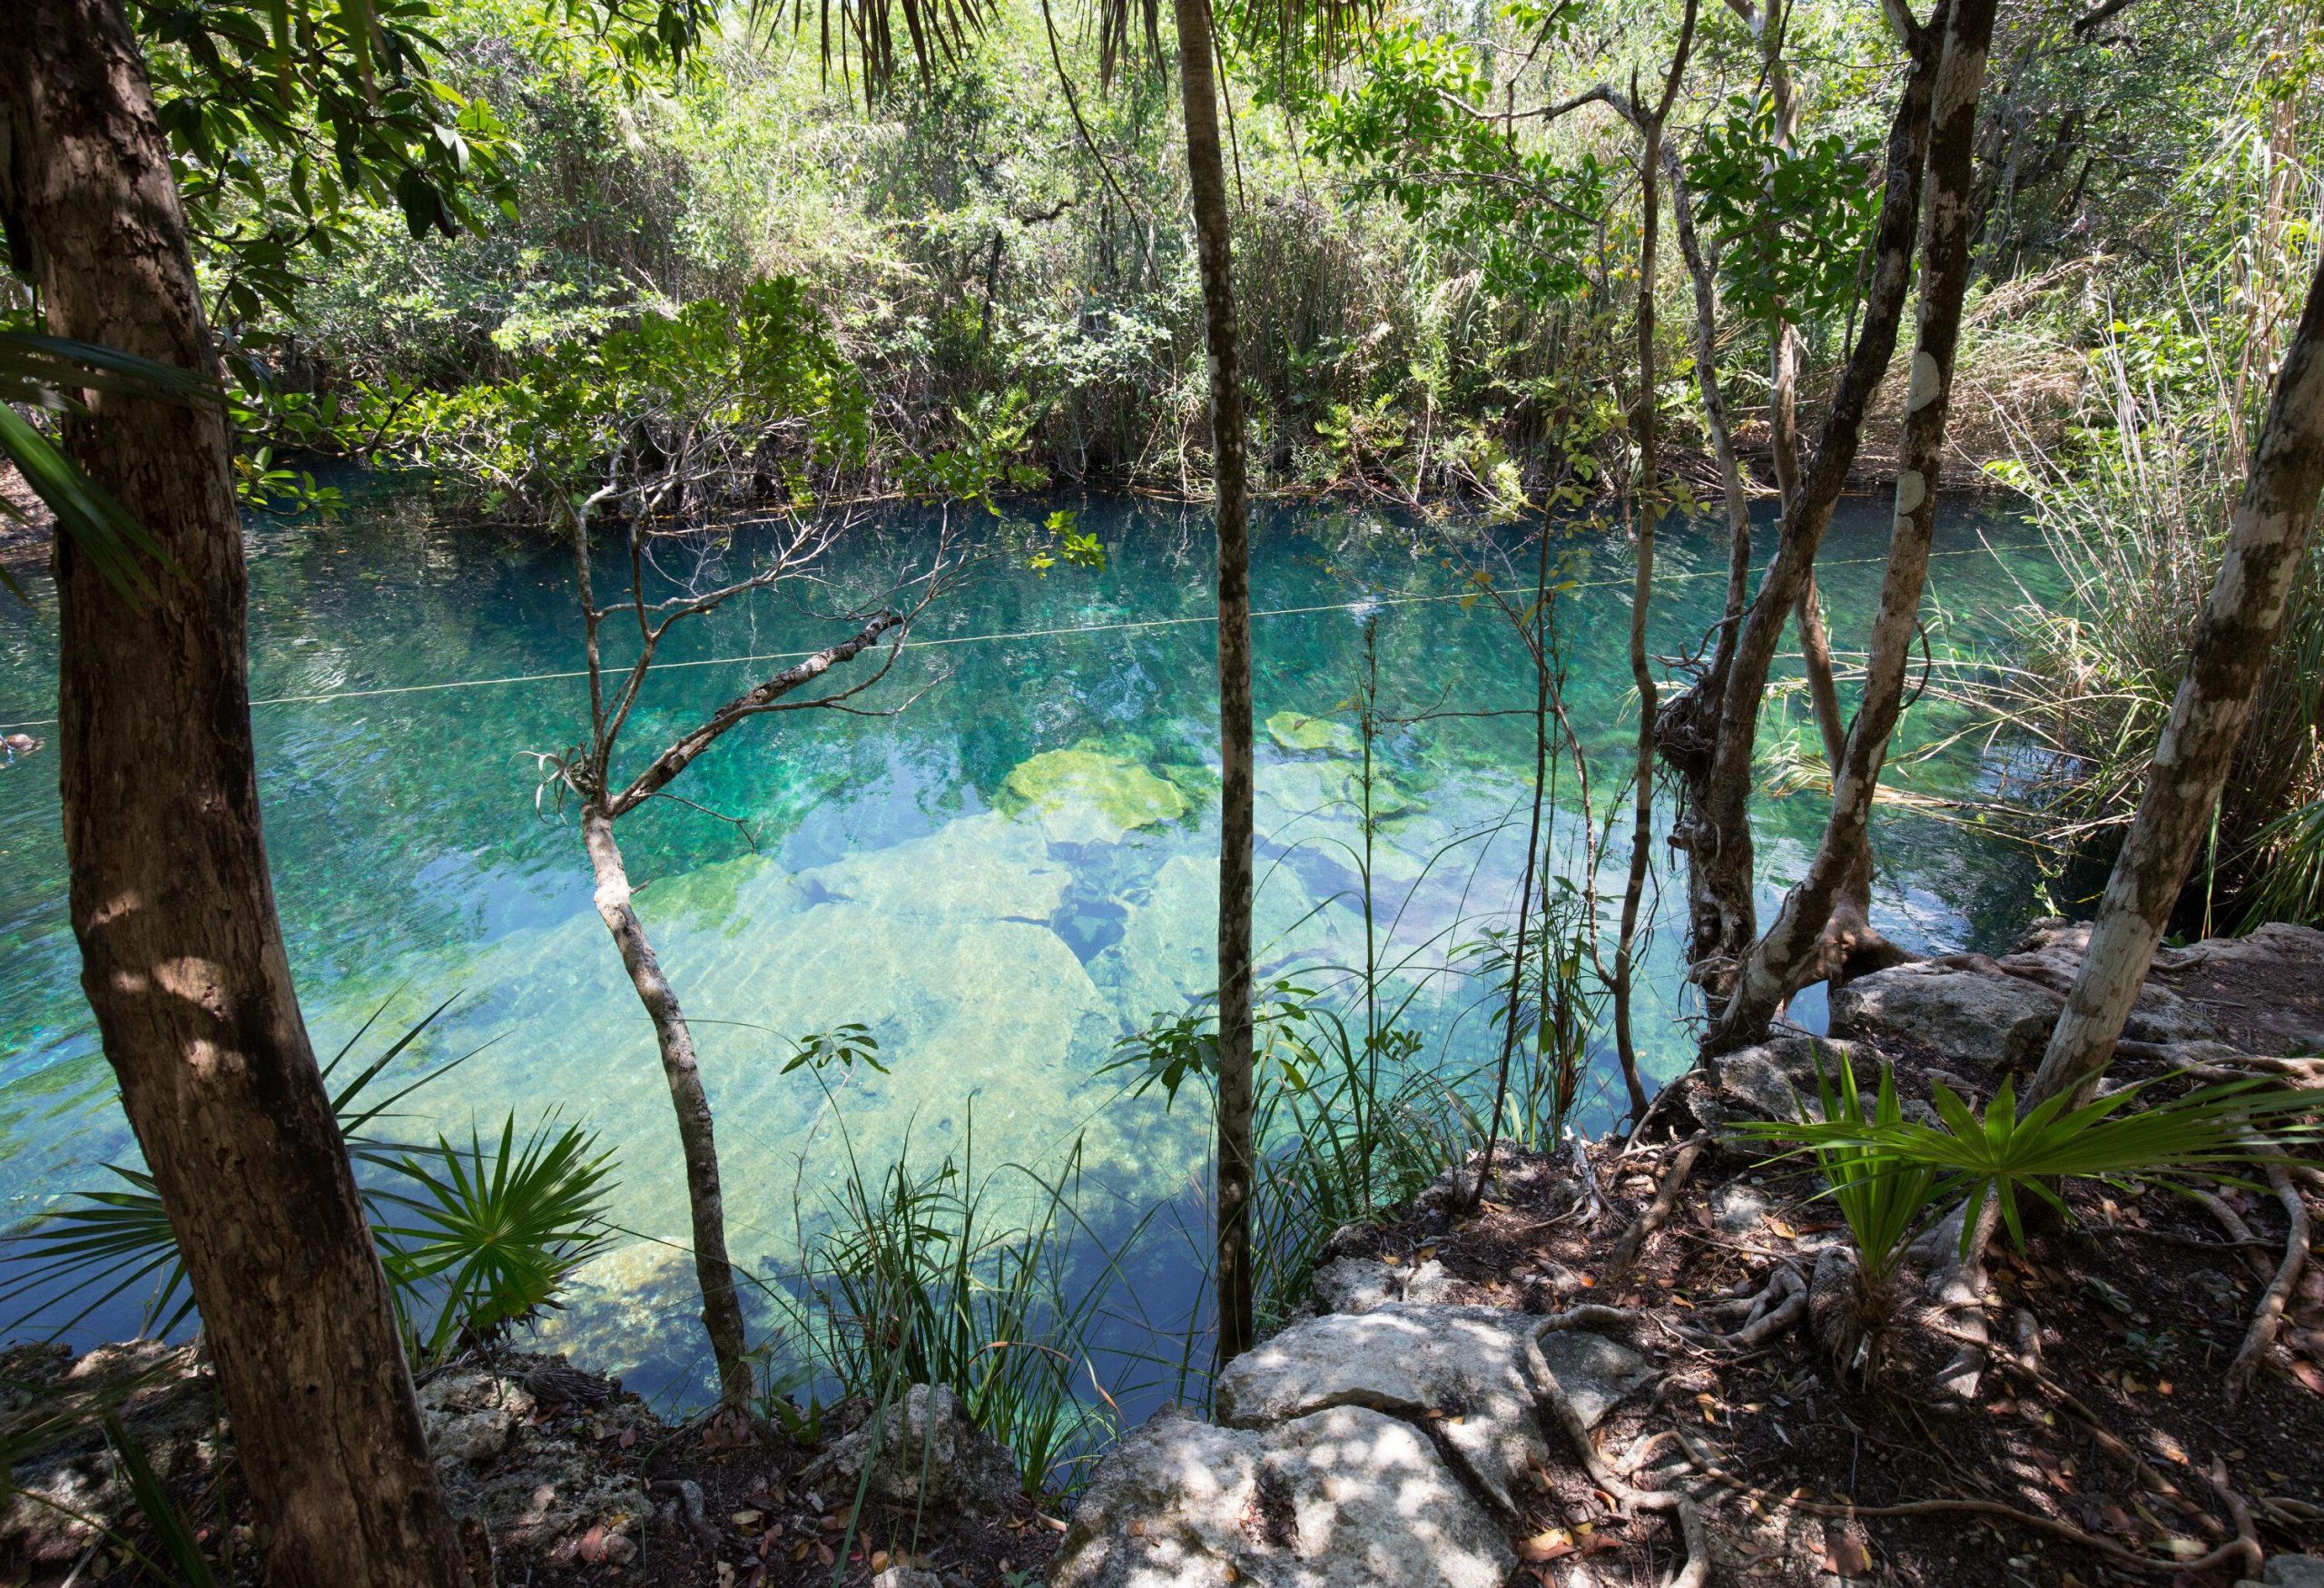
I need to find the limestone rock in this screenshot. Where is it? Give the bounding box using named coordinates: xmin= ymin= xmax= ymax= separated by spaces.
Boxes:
xmin=2245 ymin=1558 xmax=2324 ymax=1588
xmin=2154 ymin=922 xmax=2324 ymax=1053
xmin=1004 ymin=746 xmax=1187 ymax=844
xmin=873 ymin=1569 xmax=944 ymax=1588
xmin=1684 ymin=1037 xmax=1882 ymax=1131
xmin=1830 ymin=962 xmax=2061 ymax=1070
xmin=1999 ymin=922 xmax=2219 ymax=1043
xmin=1402 ymin=1258 xmax=1460 ymax=1303
xmin=1049 ymin=1404 xmax=1513 ymax=1588
xmin=1311 ymin=1256 xmax=1398 ymax=1315
xmin=1265 ymin=710 xmax=1360 ymax=757
xmin=1212 ymin=1303 xmax=1647 ymax=1514
xmin=419 ymin=1369 xmax=536 ymax=1466
xmin=800 ymin=1384 xmax=1019 ymax=1515
xmin=0 ymin=1341 xmax=215 ymax=1569
xmin=1709 ymin=1183 xmax=1772 ymax=1234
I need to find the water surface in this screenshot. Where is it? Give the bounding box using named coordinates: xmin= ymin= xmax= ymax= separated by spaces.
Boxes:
xmin=0 ymin=489 xmax=2051 ymax=1402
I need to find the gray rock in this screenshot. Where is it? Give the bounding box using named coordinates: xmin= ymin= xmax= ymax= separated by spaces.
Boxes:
xmin=1688 ymin=1037 xmax=1882 ymax=1130
xmin=1213 ymin=1302 xmax=1647 ymax=1514
xmin=1311 ymin=1256 xmax=1398 ymax=1315
xmin=872 ymin=1569 xmax=943 ymax=1588
xmin=2250 ymin=1558 xmax=2324 ymax=1588
xmin=1830 ymin=962 xmax=2062 ymax=1070
xmin=418 ymin=1369 xmax=535 ymax=1466
xmin=1402 ymin=1258 xmax=1460 ymax=1303
xmin=800 ymin=1383 xmax=1019 ymax=1515
xmin=1049 ymin=1404 xmax=1513 ymax=1588
xmin=0 ymin=1342 xmax=215 ymax=1569
xmin=2001 ymin=922 xmax=2220 ymax=1042
xmin=1709 ymin=1183 xmax=1772 ymax=1233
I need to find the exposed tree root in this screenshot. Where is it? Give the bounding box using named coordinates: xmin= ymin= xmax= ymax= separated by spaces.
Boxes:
xmin=651 ymin=1478 xmax=722 ymax=1546
xmin=2189 ymin=1186 xmax=2279 ymax=1283
xmin=1679 ymin=1263 xmax=1807 ymax=1350
xmin=1664 ymin=1416 xmax=2259 ymax=1576
xmin=2227 ymin=1156 xmax=2309 ymax=1402
xmin=1608 ymin=1134 xmax=1709 ymax=1276
xmin=1521 ymin=1336 xmax=1709 ymax=1588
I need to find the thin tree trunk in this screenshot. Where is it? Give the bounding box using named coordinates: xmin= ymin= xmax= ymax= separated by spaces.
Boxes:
xmin=1655 ymin=154 xmax=1757 ymax=969
xmin=2028 ymin=253 xmax=2324 ymax=1106
xmin=1711 ymin=0 xmax=2000 ymax=1053
xmin=581 ymin=808 xmax=755 ymax=1406
xmin=1612 ymin=32 xmax=1693 ymax=1122
xmin=1668 ymin=7 xmax=1945 ymax=1011
xmin=2 ymin=5 xmax=474 ymax=1584
xmin=1793 ymin=572 xmax=1893 ymax=975
xmin=1171 ymin=0 xmax=1256 ymax=1365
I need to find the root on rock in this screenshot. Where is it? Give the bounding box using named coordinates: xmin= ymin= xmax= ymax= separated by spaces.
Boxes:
xmin=2227 ymin=1155 xmax=2310 ymax=1402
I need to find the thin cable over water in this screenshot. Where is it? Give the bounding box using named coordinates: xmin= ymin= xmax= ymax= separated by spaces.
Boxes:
xmin=0 ymin=546 xmax=2003 ymax=732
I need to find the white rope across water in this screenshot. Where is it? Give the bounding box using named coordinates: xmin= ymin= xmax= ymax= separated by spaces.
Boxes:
xmin=0 ymin=546 xmax=2005 ymax=732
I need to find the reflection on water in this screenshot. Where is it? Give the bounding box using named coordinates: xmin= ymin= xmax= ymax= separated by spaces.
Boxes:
xmin=0 ymin=490 xmax=2052 ymax=1404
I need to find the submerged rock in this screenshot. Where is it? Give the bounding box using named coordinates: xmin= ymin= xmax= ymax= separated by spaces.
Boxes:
xmin=1004 ymin=746 xmax=1187 ymax=844
xmin=1829 ymin=962 xmax=2061 ymax=1071
xmin=1265 ymin=710 xmax=1360 ymax=757
xmin=800 ymin=1383 xmax=1020 ymax=1515
xmin=1049 ymin=1404 xmax=1513 ymax=1588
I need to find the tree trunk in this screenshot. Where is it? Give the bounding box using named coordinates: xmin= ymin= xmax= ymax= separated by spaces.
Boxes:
xmin=1711 ymin=0 xmax=2000 ymax=1053
xmin=1171 ymin=0 xmax=1256 ymax=1365
xmin=2028 ymin=253 xmax=2324 ymax=1106
xmin=1 ymin=5 xmax=475 ymax=1585
xmin=581 ymin=808 xmax=755 ymax=1406
xmin=1666 ymin=7 xmax=1945 ymax=1011
xmin=1611 ymin=84 xmax=1680 ymax=1123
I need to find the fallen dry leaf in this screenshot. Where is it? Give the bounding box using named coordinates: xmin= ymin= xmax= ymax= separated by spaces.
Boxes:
xmin=1824 ymin=1534 xmax=1873 ymax=1577
xmin=1519 ymin=1528 xmax=1573 ymax=1561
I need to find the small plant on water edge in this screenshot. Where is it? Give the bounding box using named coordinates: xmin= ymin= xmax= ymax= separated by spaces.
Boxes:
xmin=1732 ymin=1051 xmax=2324 ymax=1376
xmin=753 ymin=1099 xmax=1137 ymax=1503
xmin=1 ymin=994 xmax=618 ymax=1367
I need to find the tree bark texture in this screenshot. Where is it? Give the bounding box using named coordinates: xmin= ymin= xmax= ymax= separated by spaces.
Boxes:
xmin=1659 ymin=6 xmax=1944 ymax=1004
xmin=581 ymin=810 xmax=756 ymax=1405
xmin=1711 ymin=0 xmax=2001 ymax=1053
xmin=1 ymin=5 xmax=476 ymax=1584
xmin=1171 ymin=0 xmax=1257 ymax=1365
xmin=2028 ymin=253 xmax=2324 ymax=1105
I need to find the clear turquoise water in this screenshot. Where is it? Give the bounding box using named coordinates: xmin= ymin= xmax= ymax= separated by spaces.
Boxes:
xmin=0 ymin=488 xmax=2050 ymax=1402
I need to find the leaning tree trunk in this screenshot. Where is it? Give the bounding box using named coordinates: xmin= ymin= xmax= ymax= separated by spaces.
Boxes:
xmin=2028 ymin=253 xmax=2324 ymax=1106
xmin=580 ymin=810 xmax=755 ymax=1406
xmin=1 ymin=5 xmax=475 ymax=1585
xmin=1610 ymin=84 xmax=1681 ymax=1123
xmin=1171 ymin=0 xmax=1257 ymax=1365
xmin=1712 ymin=0 xmax=2001 ymax=1053
xmin=1664 ymin=7 xmax=1944 ymax=1013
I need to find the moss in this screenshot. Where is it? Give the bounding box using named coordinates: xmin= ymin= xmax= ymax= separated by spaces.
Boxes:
xmin=1265 ymin=710 xmax=1360 ymax=757
xmin=1002 ymin=745 xmax=1188 ymax=843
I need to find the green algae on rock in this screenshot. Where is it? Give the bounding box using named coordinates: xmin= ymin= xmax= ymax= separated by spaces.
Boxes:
xmin=1265 ymin=710 xmax=1360 ymax=757
xmin=1002 ymin=745 xmax=1189 ymax=844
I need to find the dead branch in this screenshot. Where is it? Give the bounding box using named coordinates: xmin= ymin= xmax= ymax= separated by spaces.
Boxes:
xmin=1607 ymin=1133 xmax=1709 ymax=1276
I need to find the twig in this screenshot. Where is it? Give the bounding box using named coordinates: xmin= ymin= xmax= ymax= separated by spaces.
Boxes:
xmin=2227 ymin=1156 xmax=2309 ymax=1402
xmin=2081 ymin=1223 xmax=2273 ymax=1255
xmin=1608 ymin=1134 xmax=1709 ymax=1275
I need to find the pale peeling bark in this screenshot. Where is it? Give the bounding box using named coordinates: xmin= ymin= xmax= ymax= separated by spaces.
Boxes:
xmin=2029 ymin=254 xmax=2324 ymax=1105
xmin=1171 ymin=0 xmax=1257 ymax=1364
xmin=1664 ymin=9 xmax=1945 ymax=1001
xmin=1713 ymin=0 xmax=2000 ymax=1053
xmin=2 ymin=5 xmax=475 ymax=1583
xmin=582 ymin=810 xmax=755 ymax=1406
